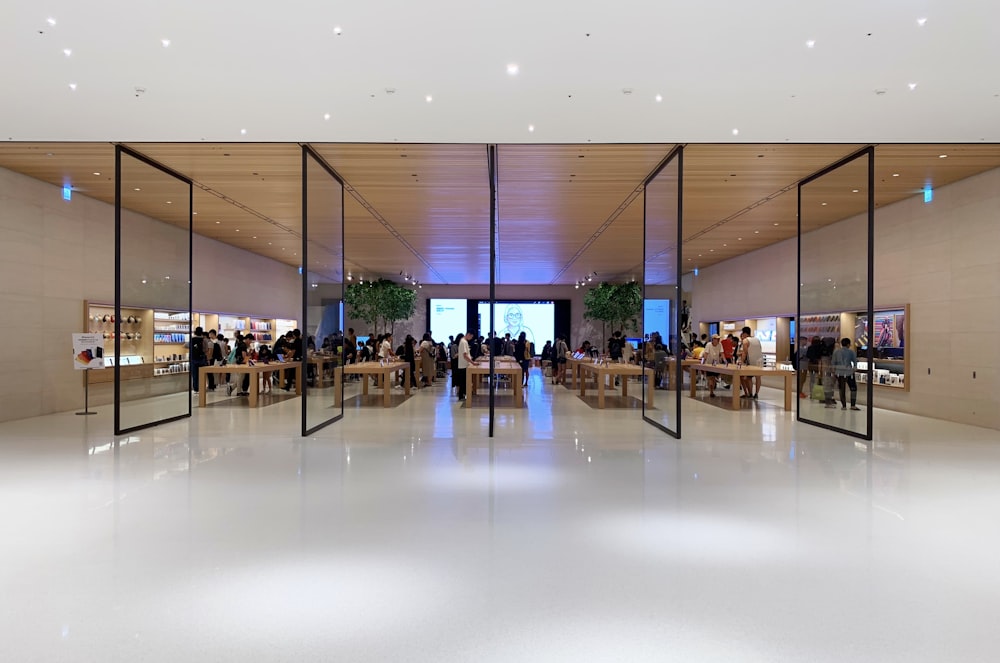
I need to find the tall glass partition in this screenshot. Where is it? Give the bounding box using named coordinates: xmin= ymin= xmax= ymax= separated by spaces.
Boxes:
xmin=115 ymin=146 xmax=193 ymax=434
xmin=302 ymin=147 xmax=345 ymax=436
xmin=797 ymin=147 xmax=874 ymax=440
xmin=642 ymin=147 xmax=683 ymax=438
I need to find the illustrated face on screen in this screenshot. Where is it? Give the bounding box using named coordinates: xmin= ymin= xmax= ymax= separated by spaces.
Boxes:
xmin=501 ymin=304 xmax=534 ymax=345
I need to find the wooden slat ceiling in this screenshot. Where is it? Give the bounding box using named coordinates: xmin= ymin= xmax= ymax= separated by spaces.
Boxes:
xmin=0 ymin=143 xmax=998 ymax=286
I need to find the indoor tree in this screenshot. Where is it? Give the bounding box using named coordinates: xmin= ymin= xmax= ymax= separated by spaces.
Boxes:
xmin=583 ymin=281 xmax=643 ymax=349
xmin=344 ymin=278 xmax=417 ymax=336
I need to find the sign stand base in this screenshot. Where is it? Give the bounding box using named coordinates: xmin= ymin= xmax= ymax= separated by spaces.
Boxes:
xmin=77 ymin=369 xmax=96 ymax=415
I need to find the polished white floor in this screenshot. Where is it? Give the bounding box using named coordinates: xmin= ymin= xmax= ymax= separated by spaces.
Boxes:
xmin=2 ymin=369 xmax=999 ymax=662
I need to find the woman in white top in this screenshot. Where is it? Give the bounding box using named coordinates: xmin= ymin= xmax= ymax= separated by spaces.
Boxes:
xmin=379 ymin=333 xmax=396 ymax=361
xmin=739 ymin=326 xmax=764 ymax=399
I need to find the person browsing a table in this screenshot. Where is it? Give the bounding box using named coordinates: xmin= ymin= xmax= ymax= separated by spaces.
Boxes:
xmin=739 ymin=326 xmax=764 ymax=399
xmin=456 ymin=331 xmax=473 ymax=401
xmin=701 ymin=334 xmax=725 ymax=398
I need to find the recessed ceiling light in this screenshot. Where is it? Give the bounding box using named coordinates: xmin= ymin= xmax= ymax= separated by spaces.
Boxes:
xmin=892 ymin=173 xmax=900 ymax=177
xmin=908 ymin=83 xmax=917 ymax=90
xmin=252 ymin=236 xmax=256 ymax=239
xmin=852 ymin=189 xmax=859 ymax=193
xmin=192 ymin=212 xmax=198 ymax=215
xmin=161 ymin=39 xmax=170 ymax=47
xmin=133 ymin=187 xmax=141 ymax=191
xmin=240 ymin=128 xmax=247 ymax=135
xmin=773 ymin=222 xmax=779 ymax=226
xmin=215 ymin=221 xmax=220 ymax=224
xmin=68 ymin=83 xmax=77 ymax=91
xmin=333 ymin=26 xmax=342 ymax=35
xmin=917 ymin=17 xmax=927 ymax=26
xmin=63 ymin=48 xmax=72 ymax=56
xmin=507 ymin=63 xmax=519 ymax=75
xmin=425 ymin=94 xmax=433 ymax=103
xmin=46 ymin=17 xmax=56 ymax=26
xmin=806 ymin=40 xmax=816 ymax=48
xmin=754 ymin=230 xmax=760 ymax=233
xmin=92 ymin=172 xmax=100 ymax=176
xmin=235 ymin=229 xmax=240 ymax=232
xmin=166 ymin=201 xmax=172 ymax=204
xmin=732 ymin=128 xmax=739 ymax=136
xmin=323 ymin=113 xmax=330 ymax=120
xmin=141 ymin=279 xmax=146 ymax=284
xmin=528 ymin=124 xmax=535 ymax=132
xmin=738 ymin=237 xmax=742 ymax=240
xmin=939 ymin=154 xmax=948 ymax=158
xmin=709 ymin=249 xmax=714 ymax=252
xmin=698 ymin=254 xmax=702 ymax=257
xmin=723 ymin=244 xmax=727 ymax=247
xmin=655 ymin=94 xmax=662 ymax=102
xmin=821 ymin=202 xmax=828 ymax=206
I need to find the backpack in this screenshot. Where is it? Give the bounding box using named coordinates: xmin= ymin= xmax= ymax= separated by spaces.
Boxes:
xmin=226 ymin=344 xmax=238 ymax=365
xmin=191 ymin=336 xmax=206 ymax=362
xmin=523 ymin=343 xmax=532 ymax=361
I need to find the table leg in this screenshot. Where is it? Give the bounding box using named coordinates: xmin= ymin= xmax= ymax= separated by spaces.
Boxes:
xmin=466 ymin=368 xmax=472 ymax=404
xmin=334 ymin=367 xmax=342 ymax=407
xmin=579 ymin=369 xmax=586 ymax=398
xmin=622 ymin=373 xmax=629 ymax=398
xmin=199 ymin=371 xmax=208 ymax=408
xmin=784 ymin=374 xmax=792 ymax=410
xmin=689 ymin=370 xmax=697 ymax=399
xmin=362 ymin=373 xmax=369 ymax=396
xmin=383 ymin=369 xmax=391 ymax=407
xmin=646 ymin=369 xmax=655 ymax=409
xmin=404 ymin=366 xmax=411 ymax=397
xmin=249 ymin=371 xmax=259 ymax=408
xmin=514 ymin=371 xmax=523 ymax=407
xmin=597 ymin=372 xmax=606 ymax=409
xmin=731 ymin=373 xmax=740 ymax=410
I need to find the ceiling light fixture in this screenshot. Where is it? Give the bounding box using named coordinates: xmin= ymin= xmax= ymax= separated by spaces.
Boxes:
xmin=852 ymin=189 xmax=859 ymax=193
xmin=732 ymin=128 xmax=739 ymax=136
xmin=908 ymin=83 xmax=917 ymax=90
xmin=425 ymin=94 xmax=433 ymax=102
xmin=528 ymin=124 xmax=535 ymax=132
xmin=323 ymin=113 xmax=330 ymax=120
xmin=507 ymin=63 xmax=519 ymax=75
xmin=133 ymin=187 xmax=141 ymax=191
xmin=939 ymin=154 xmax=948 ymax=158
xmin=68 ymin=83 xmax=77 ymax=91
xmin=806 ymin=39 xmax=816 ymax=48
xmin=161 ymin=39 xmax=170 ymax=47
xmin=821 ymin=202 xmax=828 ymax=206
xmin=240 ymin=128 xmax=247 ymax=135
xmin=333 ymin=26 xmax=342 ymax=35
xmin=773 ymin=222 xmax=779 ymax=226
xmin=892 ymin=173 xmax=900 ymax=177
xmin=63 ymin=48 xmax=72 ymax=56
xmin=46 ymin=17 xmax=56 ymax=25
xmin=917 ymin=17 xmax=927 ymax=26
xmin=655 ymin=94 xmax=662 ymax=102
xmin=92 ymin=172 xmax=100 ymax=176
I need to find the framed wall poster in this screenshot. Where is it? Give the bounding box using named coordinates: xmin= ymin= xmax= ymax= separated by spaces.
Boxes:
xmin=73 ymin=333 xmax=106 ymax=370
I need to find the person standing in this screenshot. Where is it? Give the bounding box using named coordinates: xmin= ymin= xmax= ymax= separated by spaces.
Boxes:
xmin=515 ymin=332 xmax=531 ymax=387
xmin=702 ymin=334 xmax=725 ymax=397
xmin=191 ymin=327 xmax=208 ymax=393
xmin=554 ymin=335 xmax=569 ymax=385
xmin=456 ymin=331 xmax=473 ymax=401
xmin=680 ymin=300 xmax=691 ymax=333
xmin=832 ymin=337 xmax=861 ymax=410
xmin=419 ymin=333 xmax=436 ymax=386
xmin=740 ymin=326 xmax=764 ymax=399
xmin=344 ymin=327 xmax=357 ymax=365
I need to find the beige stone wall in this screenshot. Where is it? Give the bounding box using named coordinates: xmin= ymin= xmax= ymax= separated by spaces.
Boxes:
xmin=0 ymin=167 xmax=300 ymax=422
xmin=691 ymin=166 xmax=1000 ymax=430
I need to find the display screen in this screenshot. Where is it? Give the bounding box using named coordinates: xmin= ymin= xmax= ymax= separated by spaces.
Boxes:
xmin=429 ymin=299 xmax=468 ymax=339
xmin=643 ymin=299 xmax=671 ymax=339
xmin=755 ymin=317 xmax=777 ymax=354
xmin=477 ymin=301 xmax=554 ymax=348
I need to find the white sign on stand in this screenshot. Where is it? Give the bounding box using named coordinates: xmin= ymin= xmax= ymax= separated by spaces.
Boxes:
xmin=73 ymin=333 xmax=106 ymax=370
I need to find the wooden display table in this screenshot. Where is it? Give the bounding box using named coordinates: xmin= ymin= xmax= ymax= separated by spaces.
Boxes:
xmin=198 ymin=362 xmax=302 ymax=409
xmin=656 ymin=358 xmax=701 ymax=390
xmin=334 ymin=361 xmax=411 ymax=407
xmin=307 ymin=354 xmax=341 ymax=385
xmin=466 ymin=360 xmax=524 ymax=408
xmin=577 ymin=361 xmax=655 ymax=409
xmin=564 ymin=355 xmax=588 ymax=388
xmin=688 ymin=364 xmax=796 ymax=411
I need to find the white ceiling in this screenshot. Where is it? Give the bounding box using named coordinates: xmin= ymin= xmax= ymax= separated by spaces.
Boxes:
xmin=3 ymin=1 xmax=999 ymax=143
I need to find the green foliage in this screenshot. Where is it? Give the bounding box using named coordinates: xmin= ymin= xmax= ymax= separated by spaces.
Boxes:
xmin=344 ymin=279 xmax=417 ymax=335
xmin=583 ymin=282 xmax=642 ymax=343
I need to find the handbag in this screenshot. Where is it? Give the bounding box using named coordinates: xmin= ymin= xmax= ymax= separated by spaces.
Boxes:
xmin=811 ymin=383 xmax=825 ymax=401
